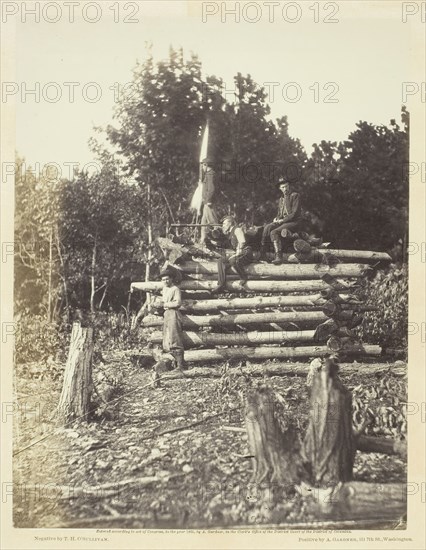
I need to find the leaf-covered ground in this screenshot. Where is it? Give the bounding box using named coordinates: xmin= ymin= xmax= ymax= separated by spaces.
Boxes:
xmin=13 ymin=354 xmax=407 ymax=529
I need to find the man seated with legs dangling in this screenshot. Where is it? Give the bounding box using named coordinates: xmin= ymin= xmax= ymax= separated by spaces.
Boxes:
xmin=260 ymin=177 xmax=302 ymax=265
xmin=211 ymin=216 xmax=253 ymax=294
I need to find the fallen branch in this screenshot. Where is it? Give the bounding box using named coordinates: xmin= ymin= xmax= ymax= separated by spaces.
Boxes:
xmin=145 ymin=410 xmax=228 ymax=439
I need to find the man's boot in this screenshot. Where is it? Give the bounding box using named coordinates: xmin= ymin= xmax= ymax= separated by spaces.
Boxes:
xmin=258 ymin=244 xmax=267 ymax=260
xmin=272 ymin=240 xmax=282 ymax=265
xmin=173 ymin=349 xmax=186 ymax=371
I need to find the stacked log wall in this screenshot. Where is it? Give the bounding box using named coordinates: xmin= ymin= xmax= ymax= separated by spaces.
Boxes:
xmin=131 ymin=248 xmax=390 ymax=364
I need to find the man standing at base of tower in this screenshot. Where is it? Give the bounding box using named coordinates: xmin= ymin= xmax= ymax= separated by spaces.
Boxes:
xmin=160 ymin=267 xmax=186 ymax=371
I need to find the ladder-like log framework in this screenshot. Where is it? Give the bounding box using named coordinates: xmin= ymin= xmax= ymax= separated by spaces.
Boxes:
xmin=131 ymin=241 xmax=390 ymax=363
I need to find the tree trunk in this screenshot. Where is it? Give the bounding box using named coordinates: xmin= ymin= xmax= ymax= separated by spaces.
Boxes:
xmin=47 ymin=225 xmax=53 ymax=322
xmin=179 ymin=260 xmax=368 ymax=279
xmin=99 ymin=281 xmax=108 ymax=310
xmin=58 ymin=321 xmax=94 ymax=423
xmin=55 ymin=224 xmax=70 ymax=322
xmin=142 ymin=310 xmax=352 ymax=328
xmin=145 ymin=182 xmax=153 ymax=307
xmin=90 ymin=236 xmax=97 ymax=314
xmin=181 ymin=344 xmax=381 ymax=363
xmin=131 ymin=279 xmax=353 ymax=293
xmin=149 ymin=329 xmax=316 ymax=346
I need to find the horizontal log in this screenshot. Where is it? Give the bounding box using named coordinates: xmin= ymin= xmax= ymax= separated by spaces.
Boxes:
xmin=179 ymin=261 xmax=368 ymax=279
xmin=356 ymin=435 xmax=407 ymax=457
xmin=183 ymin=345 xmax=382 ymax=363
xmin=131 ymin=279 xmax=352 ymax=293
xmin=223 ymin=248 xmax=391 ymax=262
xmin=170 ymin=223 xmax=222 ymax=227
xmin=179 ymin=294 xmax=353 ymax=311
xmin=142 ymin=311 xmax=351 ymax=328
xmin=227 ymin=518 xmax=404 ymax=530
xmin=118 ymin=350 xmax=405 ymax=377
xmin=296 ymin=481 xmax=406 ymax=524
xmin=295 ymin=248 xmax=391 ymax=262
xmin=149 ymin=330 xmax=317 ymax=346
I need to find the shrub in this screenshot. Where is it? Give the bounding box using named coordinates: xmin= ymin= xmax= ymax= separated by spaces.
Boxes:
xmin=14 ymin=313 xmax=69 ymax=365
xmin=359 ymin=263 xmax=408 ymax=350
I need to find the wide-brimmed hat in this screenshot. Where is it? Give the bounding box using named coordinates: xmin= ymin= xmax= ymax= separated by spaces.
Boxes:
xmin=159 ymin=264 xmax=183 ymax=283
xmin=277 ymin=176 xmax=290 ymax=186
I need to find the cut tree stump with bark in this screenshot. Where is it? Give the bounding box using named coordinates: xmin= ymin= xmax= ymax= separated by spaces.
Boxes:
xmin=244 ymin=385 xmax=302 ymax=487
xmin=302 ymin=357 xmax=356 ymax=485
xmin=241 ymin=357 xmax=406 ymax=524
xmin=57 ymin=321 xmax=94 ymax=423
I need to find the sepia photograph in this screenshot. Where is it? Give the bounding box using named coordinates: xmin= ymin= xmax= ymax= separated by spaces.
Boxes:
xmin=1 ymin=1 xmax=425 ymax=548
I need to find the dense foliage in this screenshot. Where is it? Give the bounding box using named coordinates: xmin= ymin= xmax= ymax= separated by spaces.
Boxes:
xmin=15 ymin=48 xmax=408 ymax=352
xmin=360 ymin=264 xmax=408 ymax=350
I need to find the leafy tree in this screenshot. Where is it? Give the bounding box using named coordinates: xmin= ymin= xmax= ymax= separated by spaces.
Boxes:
xmin=107 ymin=53 xmax=307 ymax=229
xmin=301 ymin=108 xmax=409 ymax=253
xmin=337 ymin=111 xmax=409 ymax=251
xmin=59 ymin=151 xmax=147 ymax=313
xmin=14 ymin=156 xmax=62 ymax=320
xmin=107 ymin=48 xmax=213 ymax=229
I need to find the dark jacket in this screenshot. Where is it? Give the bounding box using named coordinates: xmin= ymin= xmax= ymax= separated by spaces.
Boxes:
xmin=202 ymin=168 xmax=215 ymax=204
xmin=277 ymin=192 xmax=301 ymax=223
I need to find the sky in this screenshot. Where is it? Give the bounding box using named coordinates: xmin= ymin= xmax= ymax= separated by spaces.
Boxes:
xmin=10 ymin=1 xmax=418 ymax=173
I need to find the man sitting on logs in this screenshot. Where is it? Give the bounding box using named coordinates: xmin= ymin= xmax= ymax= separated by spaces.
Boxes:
xmin=212 ymin=215 xmax=253 ymax=293
xmin=260 ymin=177 xmax=302 ymax=265
xmin=159 ymin=266 xmax=186 ymax=371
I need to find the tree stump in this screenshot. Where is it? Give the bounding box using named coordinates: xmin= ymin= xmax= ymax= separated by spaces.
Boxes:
xmin=58 ymin=321 xmax=94 ymax=423
xmin=241 ymin=359 xmax=407 ymax=524
xmin=302 ymin=358 xmax=356 ymax=486
xmin=243 ymin=385 xmax=302 ymax=497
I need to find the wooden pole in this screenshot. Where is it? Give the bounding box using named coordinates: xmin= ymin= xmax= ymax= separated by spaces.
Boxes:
xmin=181 ymin=344 xmax=381 ymax=363
xmin=149 ymin=329 xmax=316 ymax=346
xmin=145 ymin=182 xmax=153 ymax=308
xmin=178 ymin=261 xmax=368 ymax=279
xmin=131 ymin=279 xmax=352 ymax=293
xmin=142 ymin=310 xmax=352 ymax=328
xmin=58 ymin=322 xmax=94 ymax=423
